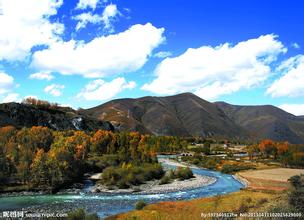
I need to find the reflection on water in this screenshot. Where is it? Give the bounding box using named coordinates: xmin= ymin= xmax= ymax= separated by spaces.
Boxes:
xmin=0 ymin=155 xmax=244 ymax=218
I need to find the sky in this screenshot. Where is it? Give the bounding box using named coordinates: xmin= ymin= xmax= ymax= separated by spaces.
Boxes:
xmin=0 ymin=0 xmax=304 ymax=115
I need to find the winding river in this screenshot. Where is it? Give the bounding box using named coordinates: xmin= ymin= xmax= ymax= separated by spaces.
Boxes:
xmin=0 ymin=156 xmax=245 ymax=218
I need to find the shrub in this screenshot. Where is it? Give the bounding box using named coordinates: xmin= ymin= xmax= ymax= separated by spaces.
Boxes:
xmin=159 ymin=175 xmax=172 ymax=185
xmin=288 ymin=189 xmax=304 ymax=211
xmin=257 ymin=198 xmax=268 ymax=205
xmin=221 ymin=164 xmax=254 ymax=174
xmin=101 ymin=163 xmax=165 ymax=189
xmin=175 ymin=167 xmax=194 ymax=180
xmin=135 ymin=200 xmax=147 ymax=210
xmin=236 ymin=203 xmax=249 ymax=213
xmin=67 ymin=208 xmax=99 ymax=220
xmin=288 ymin=175 xmax=304 ymax=189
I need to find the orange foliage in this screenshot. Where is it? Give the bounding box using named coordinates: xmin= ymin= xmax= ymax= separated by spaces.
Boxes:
xmin=277 ymin=142 xmax=289 ymax=155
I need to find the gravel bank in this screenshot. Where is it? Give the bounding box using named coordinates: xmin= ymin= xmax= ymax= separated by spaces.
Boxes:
xmin=90 ymin=159 xmax=217 ymax=194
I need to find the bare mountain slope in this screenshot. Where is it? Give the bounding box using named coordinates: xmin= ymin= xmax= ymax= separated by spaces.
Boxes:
xmin=215 ymin=102 xmax=304 ymax=143
xmin=84 ymin=93 xmax=247 ymax=139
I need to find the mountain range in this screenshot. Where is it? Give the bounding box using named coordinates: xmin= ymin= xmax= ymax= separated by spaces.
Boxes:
xmin=1 ymin=93 xmax=304 ymax=143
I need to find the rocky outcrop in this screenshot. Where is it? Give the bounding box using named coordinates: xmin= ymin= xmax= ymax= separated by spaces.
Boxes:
xmin=0 ymin=102 xmax=114 ymax=131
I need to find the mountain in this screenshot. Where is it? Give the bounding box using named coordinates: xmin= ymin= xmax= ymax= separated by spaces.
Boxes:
xmin=83 ymin=93 xmax=247 ymax=139
xmin=215 ymin=102 xmax=304 ymax=143
xmin=83 ymin=93 xmax=304 ymax=143
xmin=0 ymin=102 xmax=113 ymax=131
xmin=1 ymin=93 xmax=304 ymax=143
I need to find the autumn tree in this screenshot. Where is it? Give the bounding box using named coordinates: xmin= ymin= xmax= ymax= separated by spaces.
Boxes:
xmin=30 ymin=149 xmax=49 ymax=186
xmin=259 ymin=139 xmax=276 ymax=158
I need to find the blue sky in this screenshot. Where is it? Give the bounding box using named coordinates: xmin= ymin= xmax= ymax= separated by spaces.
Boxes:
xmin=0 ymin=0 xmax=304 ymax=115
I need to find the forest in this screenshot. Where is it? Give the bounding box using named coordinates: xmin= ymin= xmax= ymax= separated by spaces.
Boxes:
xmin=0 ymin=126 xmax=187 ymax=192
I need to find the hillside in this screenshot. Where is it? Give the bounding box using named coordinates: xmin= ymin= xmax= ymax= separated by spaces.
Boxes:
xmin=84 ymin=93 xmax=304 ymax=143
xmin=215 ymin=102 xmax=304 ymax=143
xmin=83 ymin=93 xmax=247 ymax=139
xmin=1 ymin=93 xmax=304 ymax=143
xmin=0 ymin=102 xmax=113 ymax=131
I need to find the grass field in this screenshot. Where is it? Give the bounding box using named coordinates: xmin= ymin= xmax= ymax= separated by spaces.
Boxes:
xmin=238 ymin=168 xmax=304 ymax=190
xmin=106 ymin=189 xmax=283 ymax=220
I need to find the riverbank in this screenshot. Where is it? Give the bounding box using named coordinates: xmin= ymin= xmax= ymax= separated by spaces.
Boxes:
xmin=90 ymin=174 xmax=216 ymax=194
xmin=106 ymin=189 xmax=281 ymax=220
xmin=90 ymin=159 xmax=217 ymax=194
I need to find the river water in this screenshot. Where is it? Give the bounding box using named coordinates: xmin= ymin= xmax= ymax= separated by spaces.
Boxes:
xmin=0 ymin=157 xmax=244 ymax=218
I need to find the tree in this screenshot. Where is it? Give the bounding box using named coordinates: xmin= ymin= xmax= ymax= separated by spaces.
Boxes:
xmin=259 ymin=140 xmax=276 ymax=158
xmin=65 ymin=131 xmax=90 ymax=160
xmin=202 ymin=142 xmax=211 ymax=155
xmin=30 ymin=149 xmax=49 ymax=186
xmin=91 ymin=130 xmax=112 ymax=155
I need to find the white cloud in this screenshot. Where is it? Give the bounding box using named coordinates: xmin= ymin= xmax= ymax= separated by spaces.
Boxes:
xmin=101 ymin=4 xmax=119 ymax=33
xmin=73 ymin=12 xmax=103 ymax=31
xmin=279 ymin=104 xmax=304 ymax=116
xmin=73 ymin=4 xmax=119 ymax=32
xmin=77 ymin=77 xmax=136 ymax=101
xmin=142 ymin=34 xmax=286 ymax=100
xmin=291 ymin=43 xmax=300 ymax=49
xmin=76 ymin=0 xmax=99 ymax=10
xmin=29 ymin=72 xmax=54 ymax=81
xmin=0 ymin=72 xmax=14 ymax=94
xmin=267 ymin=55 xmax=304 ymax=97
xmin=2 ymin=93 xmax=20 ymax=103
xmin=31 ymin=23 xmax=165 ymax=78
xmin=44 ymin=84 xmax=65 ymax=97
xmin=153 ymin=51 xmax=172 ymax=58
xmin=0 ymin=0 xmax=64 ymax=61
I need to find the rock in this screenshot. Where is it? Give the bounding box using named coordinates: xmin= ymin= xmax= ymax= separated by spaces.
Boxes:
xmin=72 ymin=183 xmax=84 ymax=189
xmin=92 ymin=188 xmax=100 ymax=193
xmin=0 ymin=102 xmax=114 ymax=132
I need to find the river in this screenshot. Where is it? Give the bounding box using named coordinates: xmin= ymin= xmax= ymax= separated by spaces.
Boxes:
xmin=0 ymin=156 xmax=245 ymax=219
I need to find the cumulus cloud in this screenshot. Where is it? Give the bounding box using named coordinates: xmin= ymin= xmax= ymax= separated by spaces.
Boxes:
xmin=0 ymin=0 xmax=64 ymax=61
xmin=29 ymin=72 xmax=54 ymax=81
xmin=267 ymin=55 xmax=304 ymax=97
xmin=2 ymin=93 xmax=20 ymax=103
xmin=31 ymin=23 xmax=165 ymax=78
xmin=44 ymin=84 xmax=65 ymax=96
xmin=0 ymin=72 xmax=14 ymax=94
xmin=153 ymin=51 xmax=172 ymax=58
xmin=77 ymin=77 xmax=136 ymax=101
xmin=279 ymin=104 xmax=304 ymax=116
xmin=142 ymin=34 xmax=286 ymax=100
xmin=76 ymin=0 xmax=99 ymax=10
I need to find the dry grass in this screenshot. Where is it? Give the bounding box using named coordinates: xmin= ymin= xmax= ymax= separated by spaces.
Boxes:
xmin=239 ymin=168 xmax=304 ymax=182
xmin=238 ymin=168 xmax=304 ymax=190
xmin=106 ymin=190 xmax=280 ymax=220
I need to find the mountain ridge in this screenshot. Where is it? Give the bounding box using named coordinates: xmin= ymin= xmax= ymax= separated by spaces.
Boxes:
xmin=83 ymin=93 xmax=304 ymax=143
xmin=1 ymin=93 xmax=303 ymax=143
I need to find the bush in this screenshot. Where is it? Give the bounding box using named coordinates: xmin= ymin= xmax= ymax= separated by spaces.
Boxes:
xmin=236 ymin=203 xmax=249 ymax=213
xmin=288 ymin=175 xmax=304 ymax=189
xmin=182 ymin=156 xmax=220 ymax=170
xmin=67 ymin=208 xmax=99 ymax=220
xmin=221 ymin=164 xmax=254 ymax=174
xmin=175 ymin=167 xmax=194 ymax=180
xmin=135 ymin=200 xmax=147 ymax=210
xmin=288 ymin=189 xmax=304 ymax=211
xmin=101 ymin=163 xmax=165 ymax=189
xmin=159 ymin=175 xmax=172 ymax=185
xmin=257 ymin=198 xmax=268 ymax=205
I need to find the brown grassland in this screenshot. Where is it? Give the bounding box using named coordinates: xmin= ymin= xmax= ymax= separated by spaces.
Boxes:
xmin=106 ymin=166 xmax=304 ymax=220
xmin=106 ymin=189 xmax=283 ymax=220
